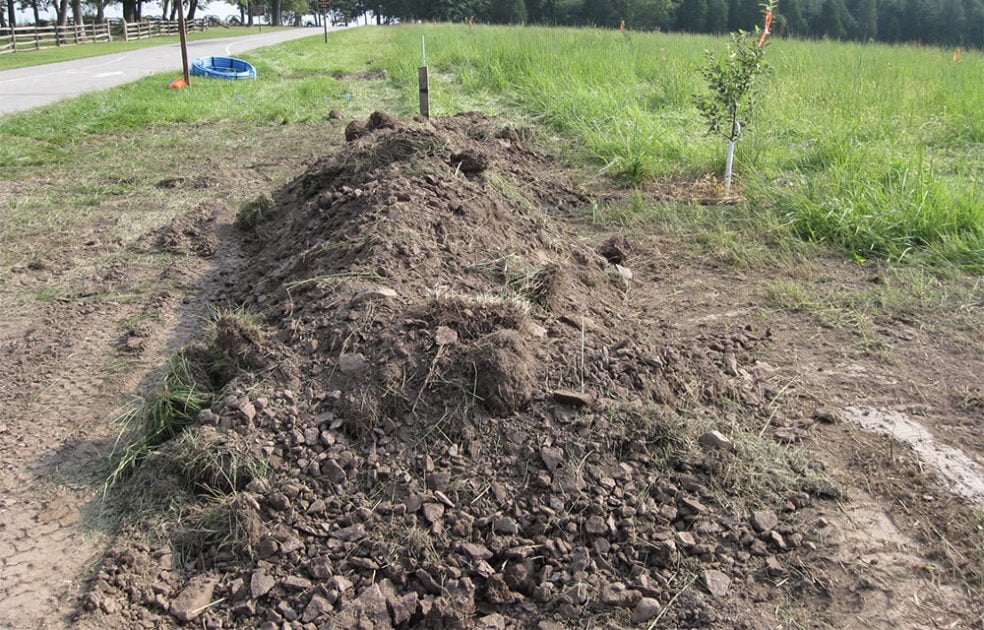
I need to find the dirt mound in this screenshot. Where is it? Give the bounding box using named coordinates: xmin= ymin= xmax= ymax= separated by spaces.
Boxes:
xmin=88 ymin=113 xmax=831 ymax=629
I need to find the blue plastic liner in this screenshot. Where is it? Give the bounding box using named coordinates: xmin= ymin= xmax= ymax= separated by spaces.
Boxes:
xmin=190 ymin=56 xmax=257 ymax=80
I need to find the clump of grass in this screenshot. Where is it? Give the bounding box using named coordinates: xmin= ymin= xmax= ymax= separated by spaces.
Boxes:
xmin=170 ymin=492 xmax=264 ymax=564
xmin=170 ymin=426 xmax=267 ymax=495
xmin=107 ymin=353 xmax=211 ymax=488
xmin=206 ymin=307 xmax=268 ymax=385
xmin=235 ymin=194 xmax=274 ymax=230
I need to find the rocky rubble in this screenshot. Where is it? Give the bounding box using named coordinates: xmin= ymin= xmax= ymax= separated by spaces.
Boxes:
xmin=87 ymin=112 xmax=835 ymax=629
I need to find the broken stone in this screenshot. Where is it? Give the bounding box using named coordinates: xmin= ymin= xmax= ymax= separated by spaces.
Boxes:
xmin=422 ymin=502 xmax=445 ymax=524
xmin=387 ymin=591 xmax=418 ymax=625
xmin=552 ymin=389 xmax=595 ymax=408
xmin=698 ymin=430 xmax=734 ymax=451
xmin=338 ymin=353 xmax=368 ymax=375
xmin=334 ymin=584 xmax=392 ymax=628
xmin=751 ymin=510 xmax=779 ymax=533
xmin=435 ymin=326 xmax=458 ymax=346
xmin=585 ymin=515 xmax=608 ymax=535
xmin=540 ymin=445 xmax=564 ymax=472
xmin=306 ymin=557 xmax=332 ymax=580
xmin=301 ymin=594 xmax=331 ymax=623
xmin=765 ymin=556 xmax=785 ymax=577
xmin=351 ymin=286 xmax=398 ymax=305
xmin=703 ymin=569 xmax=731 ymax=598
xmin=812 ymin=407 xmax=840 ymax=424
xmin=460 ymin=542 xmax=493 ymax=560
xmin=492 ymin=516 xmax=519 ymax=535
xmin=169 ymin=575 xmax=218 ymax=623
xmin=631 ymin=597 xmax=661 ymax=624
xmin=601 ymin=585 xmax=641 ymax=607
xmin=249 ymin=571 xmax=276 ymax=599
xmin=426 ymin=470 xmax=451 ymax=492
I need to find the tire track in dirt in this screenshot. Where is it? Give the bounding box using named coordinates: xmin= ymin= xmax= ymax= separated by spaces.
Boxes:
xmin=0 ymin=220 xmax=244 ymax=629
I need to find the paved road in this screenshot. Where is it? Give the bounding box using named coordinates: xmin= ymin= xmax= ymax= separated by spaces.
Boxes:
xmin=0 ymin=28 xmax=325 ymax=114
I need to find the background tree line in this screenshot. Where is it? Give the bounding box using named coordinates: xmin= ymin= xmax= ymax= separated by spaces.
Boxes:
xmin=332 ymin=0 xmax=983 ymax=47
xmin=4 ymin=0 xmax=982 ymax=48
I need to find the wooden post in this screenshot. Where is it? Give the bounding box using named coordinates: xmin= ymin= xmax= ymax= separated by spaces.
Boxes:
xmin=318 ymin=0 xmax=330 ymax=43
xmin=176 ymin=0 xmax=190 ymax=85
xmin=418 ymin=66 xmax=429 ymax=118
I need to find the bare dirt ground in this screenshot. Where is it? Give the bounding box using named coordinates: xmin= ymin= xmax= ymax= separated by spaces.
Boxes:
xmin=1 ymin=113 xmax=981 ymax=630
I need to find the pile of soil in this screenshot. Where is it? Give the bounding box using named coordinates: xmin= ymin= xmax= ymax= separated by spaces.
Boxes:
xmin=85 ymin=113 xmax=835 ymax=629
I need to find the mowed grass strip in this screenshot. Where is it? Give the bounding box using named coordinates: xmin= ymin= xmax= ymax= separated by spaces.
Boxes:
xmin=2 ymin=24 xmax=982 ymax=268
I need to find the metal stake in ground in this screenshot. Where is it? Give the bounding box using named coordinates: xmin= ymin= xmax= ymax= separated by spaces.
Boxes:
xmin=176 ymin=0 xmax=190 ymax=85
xmin=419 ymin=36 xmax=429 ymax=118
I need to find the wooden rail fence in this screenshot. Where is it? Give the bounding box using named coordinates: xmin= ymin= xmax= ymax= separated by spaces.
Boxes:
xmin=0 ymin=19 xmax=209 ymax=55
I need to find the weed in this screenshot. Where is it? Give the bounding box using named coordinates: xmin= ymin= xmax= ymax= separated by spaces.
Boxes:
xmin=170 ymin=426 xmax=267 ymax=495
xmin=235 ymin=194 xmax=274 ymax=230
xmin=206 ymin=307 xmax=268 ymax=385
xmin=107 ymin=353 xmax=211 ymax=488
xmin=170 ymin=492 xmax=264 ymax=565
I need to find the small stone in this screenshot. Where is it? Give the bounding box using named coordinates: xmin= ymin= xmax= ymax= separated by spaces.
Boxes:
xmin=601 ymin=585 xmax=641 ymax=607
xmin=552 ymin=389 xmax=595 ymax=408
xmin=266 ymin=492 xmax=290 ymax=511
xmin=703 ymin=569 xmax=731 ymax=598
xmin=585 ymin=515 xmax=608 ymax=535
xmin=769 ymin=530 xmax=787 ymax=550
xmin=169 ymin=575 xmax=218 ymax=623
xmin=540 ymin=445 xmax=564 ymax=472
xmin=675 ymin=531 xmax=697 ymax=548
xmin=460 ymin=542 xmax=493 ymax=560
xmin=563 ymin=583 xmax=589 ymax=605
xmin=302 ymin=594 xmax=331 ymax=623
xmin=631 ymin=597 xmax=661 ymax=624
xmin=751 ymin=510 xmax=779 ymax=533
xmin=306 ymin=557 xmax=332 ymax=580
xmin=698 ymin=430 xmax=734 ymax=451
xmin=812 ymin=407 xmax=840 ymax=424
xmin=435 ymin=326 xmax=458 ymax=346
xmin=679 ymin=496 xmax=708 ymax=514
xmin=492 ymin=517 xmax=519 ymax=535
xmin=250 ymin=571 xmax=276 ymax=599
xmin=338 ymin=353 xmax=368 ymax=375
xmin=615 ymin=264 xmax=633 ymax=280
xmin=423 ymin=503 xmax=445 ymax=524
xmin=323 ymin=459 xmax=346 ymax=484
xmin=426 ymin=470 xmax=451 ymax=492
xmin=350 ymin=286 xmax=398 ymax=305
xmin=388 ymin=591 xmax=418 ymax=625
xmin=478 ymin=612 xmax=508 ymax=629
xmin=765 ymin=556 xmax=784 ymax=577
xmin=281 ymin=575 xmax=312 ymax=591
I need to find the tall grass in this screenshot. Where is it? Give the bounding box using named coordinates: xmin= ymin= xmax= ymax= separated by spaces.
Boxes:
xmin=2 ymin=24 xmax=982 ymax=267
xmin=368 ymin=24 xmax=983 ymax=268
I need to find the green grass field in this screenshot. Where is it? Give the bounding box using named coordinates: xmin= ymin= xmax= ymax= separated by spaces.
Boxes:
xmin=2 ymin=24 xmax=982 ymax=268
